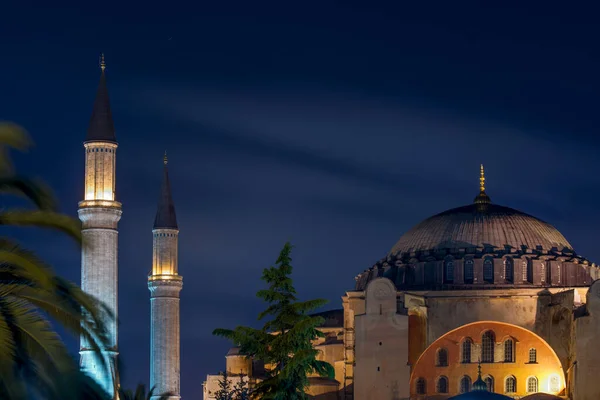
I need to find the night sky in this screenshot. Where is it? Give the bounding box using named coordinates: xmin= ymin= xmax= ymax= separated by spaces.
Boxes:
xmin=2 ymin=1 xmax=599 ymax=398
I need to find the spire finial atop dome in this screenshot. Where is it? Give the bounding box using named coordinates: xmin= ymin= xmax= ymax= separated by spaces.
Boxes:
xmin=480 ymin=164 xmax=485 ymax=193
xmin=474 ymin=164 xmax=491 ymax=206
xmin=472 ymin=359 xmax=488 ymax=392
xmin=100 ymin=53 xmax=106 ymax=71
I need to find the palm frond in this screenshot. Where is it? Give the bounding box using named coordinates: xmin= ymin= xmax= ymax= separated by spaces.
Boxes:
xmin=0 ymin=122 xmax=31 ymax=176
xmin=0 ymin=210 xmax=82 ymax=242
xmin=0 ymin=176 xmax=58 ymax=210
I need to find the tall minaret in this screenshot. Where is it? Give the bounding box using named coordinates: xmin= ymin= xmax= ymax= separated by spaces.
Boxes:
xmin=78 ymin=54 xmax=122 ymax=397
xmin=149 ymin=153 xmax=182 ymax=400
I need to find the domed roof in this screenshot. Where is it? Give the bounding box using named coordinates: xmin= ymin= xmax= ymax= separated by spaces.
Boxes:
xmin=390 ymin=203 xmax=572 ymax=255
xmin=448 ymin=392 xmax=513 ymax=400
xmin=390 ymin=166 xmax=572 ymax=255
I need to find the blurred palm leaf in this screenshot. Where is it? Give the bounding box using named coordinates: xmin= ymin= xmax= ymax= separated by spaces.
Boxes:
xmin=0 ymin=122 xmax=112 ymax=399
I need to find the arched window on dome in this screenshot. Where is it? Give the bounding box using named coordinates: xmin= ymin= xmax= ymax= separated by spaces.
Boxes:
xmin=436 ymin=376 xmax=448 ymax=394
xmin=483 ymin=257 xmax=494 ymax=283
xmin=481 ymin=330 xmax=495 ymax=363
xmin=504 ymin=338 xmax=514 ymax=362
xmin=416 ymin=378 xmax=426 ymax=395
xmin=436 ymin=348 xmax=448 ymax=367
xmin=464 ymin=259 xmax=474 ymax=284
xmin=527 ymin=376 xmax=538 ymax=393
xmin=443 ymin=259 xmax=454 ymax=284
xmin=505 ymin=376 xmax=517 ymax=393
xmin=504 ymin=257 xmax=514 ymax=283
xmin=461 ymin=338 xmax=472 ymax=363
xmin=484 ymin=376 xmax=494 ymax=392
xmin=460 ymin=375 xmax=472 ymax=393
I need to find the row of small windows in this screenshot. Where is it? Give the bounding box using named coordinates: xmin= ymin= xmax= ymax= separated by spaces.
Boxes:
xmin=443 ymin=257 xmax=533 ymax=284
xmin=436 ymin=331 xmax=537 ymax=365
xmin=415 ymin=375 xmax=539 ymax=395
xmin=87 ymin=148 xmax=115 ymax=153
xmin=154 ymin=233 xmax=176 ymax=237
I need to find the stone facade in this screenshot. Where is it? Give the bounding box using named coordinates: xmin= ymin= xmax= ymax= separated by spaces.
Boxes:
xmin=573 ymin=280 xmax=600 ymax=400
xmin=79 ymin=150 xmax=122 ymax=397
xmin=353 ymin=278 xmax=410 ymax=400
xmin=149 ymin=277 xmax=183 ymax=400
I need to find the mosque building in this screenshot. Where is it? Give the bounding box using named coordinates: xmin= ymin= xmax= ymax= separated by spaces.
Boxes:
xmin=74 ymin=55 xmax=600 ymax=400
xmin=204 ymin=165 xmax=600 ymax=400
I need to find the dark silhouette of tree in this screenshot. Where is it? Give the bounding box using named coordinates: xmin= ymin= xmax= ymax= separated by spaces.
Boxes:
xmin=214 ymin=242 xmax=334 ymax=399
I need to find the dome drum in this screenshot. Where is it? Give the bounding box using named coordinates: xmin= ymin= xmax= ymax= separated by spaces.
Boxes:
xmin=355 ymin=251 xmax=597 ymax=291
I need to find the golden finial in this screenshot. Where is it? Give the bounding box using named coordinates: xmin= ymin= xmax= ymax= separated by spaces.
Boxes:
xmin=100 ymin=53 xmax=106 ymax=71
xmin=163 ymin=151 xmax=168 ymax=165
xmin=479 ymin=164 xmax=485 ymax=193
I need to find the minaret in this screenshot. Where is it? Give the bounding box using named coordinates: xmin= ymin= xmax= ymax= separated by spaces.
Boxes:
xmin=149 ymin=153 xmax=182 ymax=400
xmin=78 ymin=54 xmax=122 ymax=397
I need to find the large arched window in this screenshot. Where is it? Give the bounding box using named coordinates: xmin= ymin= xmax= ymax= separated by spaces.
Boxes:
xmin=436 ymin=348 xmax=448 ymax=367
xmin=483 ymin=257 xmax=494 ymax=283
xmin=529 ymin=348 xmax=537 ymax=363
xmin=464 ymin=259 xmax=474 ymax=284
xmin=504 ymin=339 xmax=514 ymax=362
xmin=436 ymin=376 xmax=448 ymax=393
xmin=527 ymin=376 xmax=538 ymax=393
xmin=484 ymin=376 xmax=494 ymax=392
xmin=460 ymin=375 xmax=472 ymax=393
xmin=416 ymin=378 xmax=426 ymax=395
xmin=505 ymin=376 xmax=517 ymax=393
xmin=461 ymin=338 xmax=472 ymax=363
xmin=481 ymin=331 xmax=495 ymax=363
xmin=443 ymin=259 xmax=454 ymax=284
xmin=504 ymin=257 xmax=514 ymax=283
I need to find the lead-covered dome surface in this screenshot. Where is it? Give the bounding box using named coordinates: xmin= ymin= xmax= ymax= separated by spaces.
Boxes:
xmin=354 ymin=166 xmax=598 ymax=291
xmin=390 ymin=203 xmax=573 ymax=255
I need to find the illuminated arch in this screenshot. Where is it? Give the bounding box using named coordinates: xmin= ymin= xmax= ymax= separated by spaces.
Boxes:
xmin=409 ymin=321 xmax=565 ymax=397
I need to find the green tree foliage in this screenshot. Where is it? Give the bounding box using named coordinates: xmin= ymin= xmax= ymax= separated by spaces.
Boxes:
xmin=214 ymin=371 xmax=234 ymax=400
xmin=0 ymin=122 xmax=113 ymax=399
xmin=213 ymin=242 xmax=334 ymax=399
xmin=214 ymin=370 xmax=250 ymax=400
xmin=117 ymin=384 xmax=172 ymax=400
xmin=232 ymin=373 xmax=250 ymax=400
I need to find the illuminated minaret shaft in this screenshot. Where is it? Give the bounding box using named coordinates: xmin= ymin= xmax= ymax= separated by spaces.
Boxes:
xmin=78 ymin=54 xmax=121 ymax=397
xmin=149 ymin=154 xmax=182 ymax=400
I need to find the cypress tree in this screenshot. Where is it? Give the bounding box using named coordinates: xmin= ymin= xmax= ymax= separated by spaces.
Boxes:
xmin=213 ymin=242 xmax=334 ymax=399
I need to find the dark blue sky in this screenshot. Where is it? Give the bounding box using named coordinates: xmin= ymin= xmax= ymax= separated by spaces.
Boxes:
xmin=1 ymin=1 xmax=599 ymax=398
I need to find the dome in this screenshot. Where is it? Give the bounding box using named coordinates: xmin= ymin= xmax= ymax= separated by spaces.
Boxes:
xmin=448 ymin=392 xmax=513 ymax=400
xmin=390 ymin=202 xmax=573 ymax=255
xmin=353 ymin=166 xmax=598 ymax=291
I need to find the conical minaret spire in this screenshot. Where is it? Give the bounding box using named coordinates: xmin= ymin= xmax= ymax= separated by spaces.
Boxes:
xmin=153 ymin=151 xmax=178 ymax=229
xmin=86 ymin=53 xmax=117 ymax=143
xmin=149 ymin=153 xmax=182 ymax=400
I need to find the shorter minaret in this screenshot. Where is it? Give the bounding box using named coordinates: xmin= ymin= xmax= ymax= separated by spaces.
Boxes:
xmin=149 ymin=153 xmax=182 ymax=400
